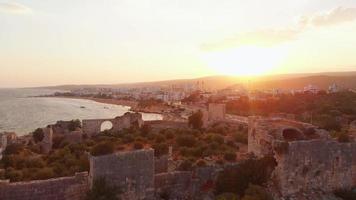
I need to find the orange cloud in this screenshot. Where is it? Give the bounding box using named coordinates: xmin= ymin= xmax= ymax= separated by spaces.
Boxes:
xmin=202 ymin=7 xmax=356 ymax=51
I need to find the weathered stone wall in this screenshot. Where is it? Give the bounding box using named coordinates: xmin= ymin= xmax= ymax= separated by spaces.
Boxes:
xmin=155 ymin=155 xmax=169 ymax=174
xmin=154 ymin=166 xmax=225 ymax=200
xmin=40 ymin=127 xmax=53 ymax=154
xmin=190 ymin=166 xmax=222 ymax=199
xmin=146 ymin=120 xmax=189 ymax=132
xmin=273 ymin=140 xmax=356 ymax=196
xmin=248 ymin=116 xmax=275 ymax=157
xmin=208 ymin=103 xmax=226 ymax=121
xmin=248 ymin=116 xmax=356 ymax=197
xmin=0 ymin=172 xmax=89 ymax=200
xmin=63 ymin=130 xmax=83 ymax=144
xmin=89 ymin=149 xmax=155 ymax=200
xmin=83 ymin=112 xmax=144 ymax=137
xmin=155 ymin=171 xmax=193 ymax=200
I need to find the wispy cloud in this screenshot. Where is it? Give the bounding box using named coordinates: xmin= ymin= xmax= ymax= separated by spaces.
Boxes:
xmin=298 ymin=7 xmax=356 ymax=27
xmin=202 ymin=7 xmax=356 ymax=51
xmin=0 ymin=2 xmax=32 ymax=14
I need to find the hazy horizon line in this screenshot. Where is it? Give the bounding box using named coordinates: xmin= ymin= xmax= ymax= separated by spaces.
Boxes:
xmin=2 ymin=69 xmax=356 ymax=89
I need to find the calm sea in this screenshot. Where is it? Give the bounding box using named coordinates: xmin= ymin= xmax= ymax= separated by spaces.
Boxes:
xmin=0 ymin=88 xmax=162 ymax=135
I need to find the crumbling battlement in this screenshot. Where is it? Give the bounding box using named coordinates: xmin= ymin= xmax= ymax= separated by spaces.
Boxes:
xmin=0 ymin=172 xmax=89 ymax=200
xmin=82 ymin=112 xmax=144 ymax=137
xmin=248 ymin=116 xmax=329 ymax=157
xmin=248 ymin=116 xmax=356 ymax=197
xmin=89 ymin=149 xmax=155 ymax=200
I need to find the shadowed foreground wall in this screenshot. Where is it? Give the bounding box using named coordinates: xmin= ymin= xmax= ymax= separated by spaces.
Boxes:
xmin=89 ymin=149 xmax=155 ymax=200
xmin=0 ymin=172 xmax=88 ymax=200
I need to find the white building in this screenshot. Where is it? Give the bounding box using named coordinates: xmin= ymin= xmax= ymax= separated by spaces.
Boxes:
xmin=328 ymin=83 xmax=339 ymax=93
xmin=303 ymin=84 xmax=320 ymax=94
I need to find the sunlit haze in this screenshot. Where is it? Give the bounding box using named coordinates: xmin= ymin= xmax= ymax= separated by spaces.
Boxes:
xmin=1 ymin=0 xmax=356 ymax=87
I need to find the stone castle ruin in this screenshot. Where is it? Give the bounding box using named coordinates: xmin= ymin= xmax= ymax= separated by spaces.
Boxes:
xmin=201 ymin=103 xmax=226 ymax=128
xmin=82 ymin=112 xmax=144 ymax=137
xmin=248 ymin=116 xmax=356 ymax=198
xmin=0 ymin=148 xmax=225 ymax=200
xmin=2 ymin=112 xmax=356 ymax=199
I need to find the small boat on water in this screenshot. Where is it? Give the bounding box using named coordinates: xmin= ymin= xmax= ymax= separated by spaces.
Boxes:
xmin=80 ymin=106 xmax=86 ymax=109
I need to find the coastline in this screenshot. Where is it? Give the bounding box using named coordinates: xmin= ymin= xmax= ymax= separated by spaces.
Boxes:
xmin=49 ymin=96 xmax=138 ymax=108
xmin=45 ymin=96 xmax=165 ymax=114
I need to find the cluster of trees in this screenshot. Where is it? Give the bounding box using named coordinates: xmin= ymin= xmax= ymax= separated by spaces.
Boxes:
xmin=1 ymin=115 xmax=246 ymax=182
xmin=0 ymin=143 xmax=89 ymax=182
xmin=137 ymin=98 xmax=164 ymax=108
xmin=226 ymin=92 xmax=356 ymax=131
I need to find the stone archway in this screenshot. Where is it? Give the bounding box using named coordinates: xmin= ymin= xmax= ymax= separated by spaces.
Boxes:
xmin=100 ymin=120 xmax=113 ymax=132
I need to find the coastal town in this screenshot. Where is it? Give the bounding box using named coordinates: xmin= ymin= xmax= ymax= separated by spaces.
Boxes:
xmin=2 ymin=1 xmax=356 ymax=200
xmin=0 ymin=82 xmax=356 ymax=200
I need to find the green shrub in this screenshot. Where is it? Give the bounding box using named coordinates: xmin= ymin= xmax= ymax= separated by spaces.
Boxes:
xmin=152 ymin=143 xmax=169 ymax=157
xmin=215 ymin=156 xmax=277 ymax=196
xmin=90 ymin=142 xmax=114 ymax=156
xmin=188 ymin=110 xmax=203 ymax=129
xmin=52 ymin=135 xmax=65 ymax=149
xmin=4 ymin=143 xmax=24 ymax=155
xmin=196 ymin=159 xmax=207 ymax=167
xmin=164 ymin=129 xmax=175 ymax=139
xmin=176 ymin=135 xmax=196 ymax=147
xmin=233 ymin=133 xmax=248 ymax=144
xmin=224 ymin=152 xmax=236 ymax=162
xmin=140 ymin=124 xmax=151 ymax=136
xmin=68 ymin=119 xmax=81 ymax=131
xmin=177 ymin=160 xmax=193 ymax=171
xmin=33 ymin=128 xmax=44 ymax=143
xmin=155 ymin=135 xmax=165 ymax=143
xmin=5 ymin=168 xmax=23 ymax=182
xmin=25 ymin=157 xmax=45 ymax=168
xmin=216 ymin=193 xmax=239 ymax=200
xmin=133 ymin=142 xmax=144 ymax=150
xmin=33 ymin=167 xmax=54 ymax=180
xmin=338 ymin=133 xmax=351 ymax=143
xmin=213 ymin=134 xmax=224 ymax=145
xmin=122 ymin=134 xmax=134 ymax=144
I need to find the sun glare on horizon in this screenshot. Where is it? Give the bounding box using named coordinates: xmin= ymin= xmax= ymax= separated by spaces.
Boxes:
xmin=201 ymin=45 xmax=289 ymax=76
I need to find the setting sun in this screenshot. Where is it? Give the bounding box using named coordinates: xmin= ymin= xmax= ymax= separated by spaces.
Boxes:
xmin=201 ymin=45 xmax=289 ymax=76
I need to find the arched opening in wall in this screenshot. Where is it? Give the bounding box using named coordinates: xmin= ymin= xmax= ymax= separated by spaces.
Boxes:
xmin=100 ymin=121 xmax=113 ymax=132
xmin=282 ymin=128 xmax=305 ymax=141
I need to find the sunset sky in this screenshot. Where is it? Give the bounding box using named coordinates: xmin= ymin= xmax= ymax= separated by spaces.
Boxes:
xmin=1 ymin=0 xmax=356 ymax=87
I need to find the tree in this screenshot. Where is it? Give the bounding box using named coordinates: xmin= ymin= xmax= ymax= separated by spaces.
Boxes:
xmin=68 ymin=119 xmax=81 ymax=131
xmin=90 ymin=142 xmax=114 ymax=156
xmin=188 ymin=110 xmax=204 ymax=129
xmin=176 ymin=135 xmax=197 ymax=147
xmin=4 ymin=143 xmax=24 ymax=155
xmin=338 ymin=133 xmax=351 ymax=143
xmin=33 ymin=128 xmax=44 ymax=143
xmin=86 ymin=177 xmax=121 ymax=200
